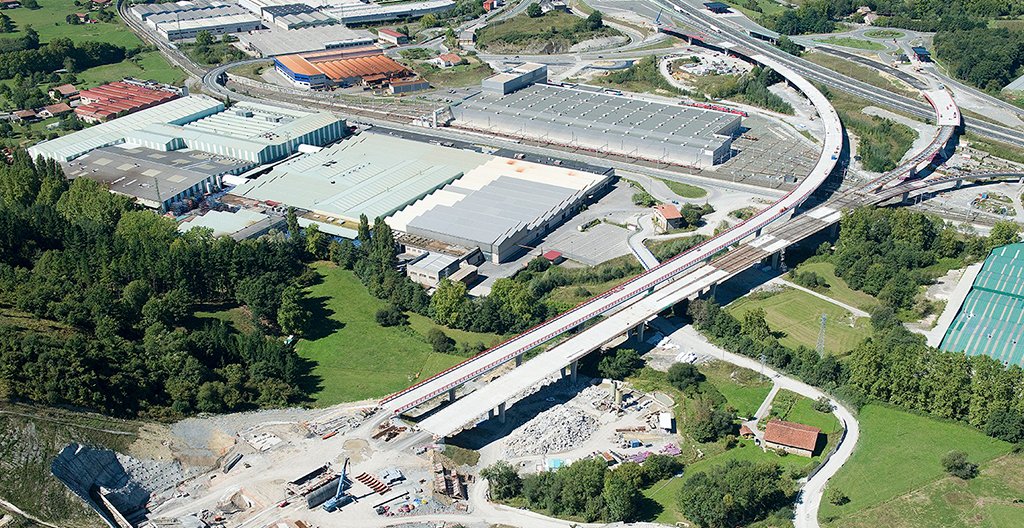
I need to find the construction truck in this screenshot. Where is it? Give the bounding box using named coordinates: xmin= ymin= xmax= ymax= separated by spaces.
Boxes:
xmin=322 ymin=458 xmax=353 ymax=512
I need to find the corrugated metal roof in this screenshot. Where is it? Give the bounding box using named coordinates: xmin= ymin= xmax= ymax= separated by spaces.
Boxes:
xmin=940 ymin=243 xmax=1024 ymax=366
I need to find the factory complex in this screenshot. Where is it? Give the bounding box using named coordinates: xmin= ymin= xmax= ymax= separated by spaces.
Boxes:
xmin=274 ymin=47 xmax=415 ymax=89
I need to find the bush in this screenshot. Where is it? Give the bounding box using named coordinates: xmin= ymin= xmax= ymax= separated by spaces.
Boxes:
xmin=427 ymin=327 xmax=455 ymax=353
xmin=667 ymin=362 xmax=705 ymax=392
xmin=941 ymin=450 xmax=978 ymax=480
xmin=481 ymin=461 xmax=522 ymax=499
xmin=631 ymin=190 xmax=656 ymax=207
xmin=375 ymin=305 xmax=407 ymax=327
xmin=642 ymin=454 xmax=682 ymax=482
xmin=827 ymin=487 xmax=849 ymax=506
xmin=598 ymin=348 xmax=642 ymax=380
xmin=812 ymin=396 xmax=833 ymax=413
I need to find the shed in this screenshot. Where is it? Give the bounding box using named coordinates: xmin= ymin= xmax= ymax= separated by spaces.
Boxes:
xmin=542 ymin=250 xmax=564 ymax=264
xmin=658 ymin=412 xmax=673 ymax=432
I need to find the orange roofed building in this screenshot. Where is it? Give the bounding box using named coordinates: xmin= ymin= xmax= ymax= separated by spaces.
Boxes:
xmin=763 ymin=419 xmax=821 ymax=457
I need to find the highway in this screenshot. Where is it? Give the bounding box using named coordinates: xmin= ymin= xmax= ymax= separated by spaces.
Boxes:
xmin=653 ymin=0 xmax=1024 ymax=148
xmin=379 ymin=52 xmax=844 ymax=416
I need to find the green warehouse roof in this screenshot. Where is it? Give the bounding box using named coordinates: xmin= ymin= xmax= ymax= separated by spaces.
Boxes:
xmin=940 ymin=243 xmax=1024 ymax=366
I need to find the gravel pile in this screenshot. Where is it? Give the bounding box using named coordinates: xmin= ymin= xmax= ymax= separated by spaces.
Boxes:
xmin=504 ymin=405 xmax=599 ymax=458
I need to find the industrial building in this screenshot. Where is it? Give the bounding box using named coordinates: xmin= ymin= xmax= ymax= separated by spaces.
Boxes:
xmin=237 ymin=24 xmax=375 ymax=57
xmin=75 ymin=81 xmax=183 ymax=123
xmin=29 ymin=95 xmax=346 ymax=166
xmin=228 ymin=133 xmax=490 ymax=227
xmin=452 ymin=83 xmax=741 ymax=167
xmin=275 ymin=48 xmax=414 ymax=88
xmin=29 ymin=95 xmax=224 ymax=162
xmin=940 ymin=243 xmax=1024 ymax=366
xmin=320 ymin=0 xmax=455 ymax=25
xmin=156 ymin=13 xmax=263 ymax=41
xmin=64 ymin=146 xmax=254 ymax=210
xmin=178 ymin=209 xmax=285 ymax=239
xmin=131 ymin=0 xmax=233 ymax=22
xmin=261 ymin=3 xmax=337 ymax=29
xmin=143 ymin=4 xmax=251 ymax=31
xmin=388 ymin=157 xmax=612 ymax=263
xmin=482 ymin=63 xmax=547 ymax=95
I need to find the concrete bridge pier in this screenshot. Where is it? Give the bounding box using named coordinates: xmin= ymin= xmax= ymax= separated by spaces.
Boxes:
xmin=570 ymin=360 xmax=578 ymax=384
xmin=901 ymin=191 xmax=910 ymax=204
xmin=955 ymin=179 xmax=963 ymax=189
xmin=771 ymin=251 xmax=781 ymax=270
xmin=515 ymin=355 xmax=523 ymax=367
xmin=448 ymin=387 xmax=457 ymax=403
xmin=498 ymin=402 xmax=506 ymax=424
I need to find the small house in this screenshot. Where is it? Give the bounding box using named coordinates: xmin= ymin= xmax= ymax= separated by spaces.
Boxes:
xmin=763 ymin=419 xmax=821 ymax=457
xmin=653 ymin=203 xmax=682 ymax=232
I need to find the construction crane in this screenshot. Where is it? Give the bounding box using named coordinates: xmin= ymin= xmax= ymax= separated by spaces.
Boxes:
xmin=322 ymin=458 xmax=353 ymax=512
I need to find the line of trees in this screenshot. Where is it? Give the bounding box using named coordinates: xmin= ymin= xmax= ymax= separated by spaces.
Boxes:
xmin=0 ymin=32 xmax=128 ymax=80
xmin=0 ymin=151 xmax=314 ymax=418
xmin=482 ymin=453 xmax=682 ymax=523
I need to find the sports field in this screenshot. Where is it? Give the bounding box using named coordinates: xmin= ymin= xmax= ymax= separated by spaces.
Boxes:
xmin=727 ymin=287 xmax=872 ymax=354
xmin=819 ymin=404 xmax=1012 ymax=526
xmin=296 ymin=263 xmax=485 ymax=405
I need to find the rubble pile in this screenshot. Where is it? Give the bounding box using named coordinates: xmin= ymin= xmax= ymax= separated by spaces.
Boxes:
xmin=504 ymin=405 xmax=599 ymax=458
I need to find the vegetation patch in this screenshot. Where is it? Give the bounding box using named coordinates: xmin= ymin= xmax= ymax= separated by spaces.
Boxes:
xmin=691 ymin=67 xmax=794 ymax=114
xmin=475 ymin=10 xmax=619 ymax=54
xmin=964 ymin=132 xmax=1024 ymax=165
xmin=698 ymin=360 xmax=772 ymax=418
xmin=415 ymin=56 xmax=493 ymax=88
xmin=788 ymin=260 xmax=878 ymax=311
xmin=863 ymin=29 xmax=904 ymax=38
xmin=595 ymin=56 xmax=681 ymax=95
xmin=813 ymin=36 xmax=886 ymax=50
xmin=658 ymin=178 xmax=707 ymax=199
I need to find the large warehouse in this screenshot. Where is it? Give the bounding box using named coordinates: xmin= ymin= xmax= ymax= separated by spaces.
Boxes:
xmin=940 ymin=243 xmax=1024 ymax=366
xmin=275 ymin=48 xmax=414 ymax=88
xmin=31 ymin=96 xmax=347 ymax=165
xmin=228 ymin=133 xmax=489 ymax=226
xmin=452 ymin=83 xmax=741 ymax=167
xmin=238 ymin=24 xmax=375 ymax=56
xmin=388 ymin=157 xmax=612 ymax=263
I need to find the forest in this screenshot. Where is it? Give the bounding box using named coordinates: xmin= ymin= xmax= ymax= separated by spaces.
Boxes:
xmin=0 ymin=152 xmax=312 ymax=419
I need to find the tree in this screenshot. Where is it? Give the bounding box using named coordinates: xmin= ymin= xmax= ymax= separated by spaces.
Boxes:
xmin=584 ymin=10 xmax=604 ymax=30
xmin=195 ymin=30 xmax=214 ymax=47
xmin=427 ymin=327 xmax=455 ymax=353
xmin=987 ymin=220 xmax=1020 ymax=250
xmin=941 ymin=450 xmax=978 ymax=479
xmin=667 ymin=362 xmax=705 ymax=392
xmin=526 ymin=2 xmax=542 ymax=17
xmin=984 ymin=409 xmax=1024 ymax=443
xmin=678 ymin=460 xmax=794 ymax=528
xmin=597 ymin=348 xmax=642 ymax=379
xmin=827 ymin=487 xmax=849 ymax=506
xmin=777 ymin=35 xmax=802 ymax=56
xmin=741 ymin=307 xmax=771 ymax=341
xmin=642 ymin=454 xmax=682 ymax=482
xmin=236 ymin=274 xmax=284 ymax=325
xmin=689 ymin=397 xmax=735 ymax=442
xmin=277 ymin=286 xmax=310 ymax=335
xmin=602 ymin=471 xmax=641 ymax=522
xmin=481 ymin=461 xmax=521 ymax=500
xmin=0 ymin=13 xmax=13 ymax=33
xmin=431 ymin=279 xmax=469 ymax=328
xmin=286 ymin=206 xmax=301 ymax=241
xmin=419 ymin=13 xmax=437 ymax=27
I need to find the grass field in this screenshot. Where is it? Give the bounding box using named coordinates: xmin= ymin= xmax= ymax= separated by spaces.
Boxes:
xmin=723 ymin=0 xmax=788 ymax=24
xmin=830 ymin=453 xmax=1024 ymax=528
xmin=819 ymin=404 xmax=1013 ymax=525
xmin=727 ymin=287 xmax=872 ymax=355
xmin=416 ymin=57 xmax=493 ymax=88
xmin=804 ymin=51 xmax=916 ymax=97
xmin=699 ymin=360 xmax=772 ymax=418
xmin=814 ymin=37 xmax=886 ymax=51
xmin=76 ymin=51 xmax=185 ymax=87
xmin=658 ymin=178 xmax=707 ymax=199
xmin=790 ymin=260 xmax=879 ymax=311
xmin=1 ymin=2 xmax=143 ymax=49
xmin=965 ymin=133 xmax=1024 ymax=165
xmin=295 ymin=263 xmax=467 ymax=405
xmin=768 ymin=389 xmax=841 ymax=434
xmin=476 ymin=11 xmax=618 ymax=53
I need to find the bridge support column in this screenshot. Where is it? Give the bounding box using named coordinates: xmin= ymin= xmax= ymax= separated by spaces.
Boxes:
xmin=829 ymin=223 xmax=839 ymax=238
xmin=498 ymin=402 xmax=506 ymax=424
xmin=488 ymin=409 xmax=494 ymax=419
xmin=515 ymin=355 xmax=523 ymax=367
xmin=570 ymin=360 xmax=578 ymax=384
xmin=955 ymin=179 xmax=963 ymax=189
xmin=448 ymin=387 xmax=456 ymax=402
xmin=901 ymin=191 xmax=910 ymax=204
xmin=771 ymin=251 xmax=781 ymax=270
xmin=709 ymin=282 xmax=718 ymax=300
xmin=638 ymin=323 xmax=646 ymax=342
xmin=755 ymin=227 xmax=762 ymax=238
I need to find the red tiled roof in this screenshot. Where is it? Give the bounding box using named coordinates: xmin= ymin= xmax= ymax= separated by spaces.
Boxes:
xmin=764 ymin=420 xmax=820 ymax=451
xmin=43 ymin=103 xmax=72 ymax=115
xmin=74 ymin=81 xmax=179 ymax=121
xmin=378 ymin=28 xmax=405 ymax=38
xmin=655 ymin=203 xmax=681 ymax=220
xmin=437 ymin=53 xmax=461 ymax=64
xmin=739 ymin=424 xmax=753 ymax=436
xmin=543 ymin=250 xmax=562 ymax=261
xmin=13 ymin=109 xmax=36 ymax=118
xmin=53 ymin=83 xmax=79 ymax=95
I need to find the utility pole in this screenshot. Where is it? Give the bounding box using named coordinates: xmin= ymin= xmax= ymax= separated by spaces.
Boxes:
xmin=816 ymin=313 xmax=827 ymax=356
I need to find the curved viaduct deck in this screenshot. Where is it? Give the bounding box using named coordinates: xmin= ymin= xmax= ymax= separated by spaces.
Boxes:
xmin=380 ymin=54 xmax=844 ymax=419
